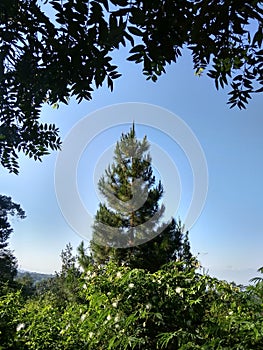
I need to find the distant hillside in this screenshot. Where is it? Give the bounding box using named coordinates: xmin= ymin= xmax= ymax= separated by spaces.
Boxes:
xmin=16 ymin=270 xmax=54 ymax=285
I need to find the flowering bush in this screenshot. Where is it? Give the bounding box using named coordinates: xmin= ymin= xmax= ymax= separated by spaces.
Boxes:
xmin=0 ymin=290 xmax=23 ymax=349
xmin=1 ymin=262 xmax=263 ymax=349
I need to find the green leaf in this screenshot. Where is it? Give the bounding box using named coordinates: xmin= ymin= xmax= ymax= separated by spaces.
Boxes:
xmin=128 ymin=26 xmax=144 ymax=37
xmin=127 ymin=53 xmax=143 ymax=62
xmin=129 ymin=44 xmax=145 ymax=54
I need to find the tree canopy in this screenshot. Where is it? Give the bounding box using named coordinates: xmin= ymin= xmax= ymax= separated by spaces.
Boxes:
xmin=0 ymin=195 xmax=26 ymax=249
xmin=0 ymin=195 xmax=25 ymax=285
xmin=0 ymin=0 xmax=262 ymax=173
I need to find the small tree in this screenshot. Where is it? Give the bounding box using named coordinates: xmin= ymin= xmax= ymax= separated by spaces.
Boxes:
xmin=77 ymin=241 xmax=93 ymax=270
xmin=15 ymin=272 xmax=36 ymax=298
xmin=90 ymin=125 xmax=193 ymax=271
xmin=38 ymin=244 xmax=83 ymax=306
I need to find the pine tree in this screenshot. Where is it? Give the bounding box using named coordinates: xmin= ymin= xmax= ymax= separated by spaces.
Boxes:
xmin=90 ymin=125 xmax=193 ymax=272
xmin=77 ymin=241 xmax=93 ymax=270
xmin=132 ymin=218 xmax=193 ymax=273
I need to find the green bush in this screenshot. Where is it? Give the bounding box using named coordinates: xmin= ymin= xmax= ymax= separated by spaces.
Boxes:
xmin=0 ymin=290 xmax=23 ymax=349
xmin=2 ymin=262 xmax=263 ymax=349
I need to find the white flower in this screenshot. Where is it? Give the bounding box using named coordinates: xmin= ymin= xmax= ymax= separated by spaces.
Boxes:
xmin=83 ymin=283 xmax=87 ymax=289
xmin=89 ymin=331 xmax=94 ymax=339
xmin=116 ymin=271 xmax=122 ymax=278
xmin=229 ymin=310 xmax=233 ymax=315
xmin=16 ymin=323 xmax=25 ymax=332
xmin=114 ymin=315 xmax=120 ymax=322
xmin=195 ymin=261 xmax=201 ymax=268
xmin=142 ymin=322 xmax=146 ymax=328
xmin=128 ymin=283 xmax=134 ymax=289
xmin=175 ymin=287 xmax=182 ymax=294
xmin=80 ymin=314 xmax=86 ymax=322
xmin=106 ymin=314 xmax=111 ymax=321
xmin=146 ymin=303 xmax=151 ymax=310
xmin=112 ymin=301 xmax=118 ymax=308
xmin=85 ymin=270 xmax=91 ymax=278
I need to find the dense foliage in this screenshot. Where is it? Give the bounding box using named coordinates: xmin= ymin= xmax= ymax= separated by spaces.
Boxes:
xmin=0 ymin=195 xmax=25 ymax=288
xmin=0 ymin=0 xmax=262 ymax=172
xmin=1 ymin=261 xmax=263 ymax=349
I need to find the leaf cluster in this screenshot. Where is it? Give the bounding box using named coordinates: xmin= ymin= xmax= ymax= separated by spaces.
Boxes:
xmin=0 ymin=196 xmax=25 ymax=286
xmin=0 ymin=195 xmax=25 ymax=246
xmin=0 ymin=0 xmax=262 ymax=172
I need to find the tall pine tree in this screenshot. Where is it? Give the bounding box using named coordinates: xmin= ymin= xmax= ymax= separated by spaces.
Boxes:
xmin=90 ymin=125 xmax=193 ymax=272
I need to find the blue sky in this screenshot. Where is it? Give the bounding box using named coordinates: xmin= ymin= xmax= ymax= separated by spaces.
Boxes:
xmin=2 ymin=47 xmax=263 ymax=285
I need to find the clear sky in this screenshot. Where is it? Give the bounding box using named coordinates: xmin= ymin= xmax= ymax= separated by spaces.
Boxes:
xmin=2 ymin=46 xmax=263 ymax=286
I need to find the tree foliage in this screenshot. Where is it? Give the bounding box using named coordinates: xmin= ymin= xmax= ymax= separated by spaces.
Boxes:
xmin=0 ymin=249 xmax=18 ymax=288
xmin=90 ymin=125 xmax=193 ymax=271
xmin=129 ymin=218 xmax=193 ymax=273
xmin=0 ymin=0 xmax=262 ymax=172
xmin=250 ymin=266 xmax=263 ymax=284
xmin=36 ymin=243 xmax=83 ymax=307
xmin=0 ymin=195 xmax=25 ymax=249
xmin=0 ymin=195 xmax=25 ymax=286
xmin=15 ymin=272 xmax=36 ymax=298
